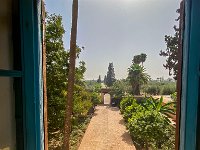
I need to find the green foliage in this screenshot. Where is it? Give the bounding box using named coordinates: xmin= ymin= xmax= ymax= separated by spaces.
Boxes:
xmin=161 ymin=85 xmax=176 ymax=95
xmin=144 ymin=97 xmax=176 ymax=119
xmin=133 ymin=53 xmax=147 ymax=66
xmin=91 ymin=92 xmax=101 ymax=105
xmin=159 ymin=9 xmax=180 ymax=80
xmin=123 ymin=100 xmax=143 ymax=122
xmin=120 ymin=96 xmax=175 ymax=149
xmin=85 ymin=80 xmax=102 ymax=92
xmin=140 ymin=53 xmax=147 ymax=66
xmin=170 ymin=92 xmax=177 ymax=110
xmin=128 ymin=64 xmax=150 ymax=95
xmin=110 ymin=79 xmax=130 ymax=99
xmin=49 ymin=116 xmax=91 ymax=150
xmin=105 ymin=63 xmax=116 ymax=86
xmin=103 ymin=75 xmax=107 ymax=84
xmin=120 ymin=96 xmax=135 ymax=114
xmin=46 ymin=14 xmax=69 ymax=132
xmin=73 ymin=86 xmax=92 ymax=118
xmin=97 ymin=75 xmax=101 ymax=83
xmin=133 ymin=55 xmax=142 ymax=64
xmin=171 ymin=92 xmax=177 ymax=101
xmin=70 ymin=117 xmax=91 ymax=150
xmin=128 ymin=110 xmax=175 ymax=149
xmin=142 ymin=80 xmax=176 ymax=96
xmin=46 ymin=14 xmax=95 ymax=142
xmin=144 ymin=85 xmax=160 ymax=95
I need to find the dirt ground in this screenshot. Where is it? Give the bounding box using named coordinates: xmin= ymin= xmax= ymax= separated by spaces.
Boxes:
xmin=78 ymin=106 xmax=135 ymax=150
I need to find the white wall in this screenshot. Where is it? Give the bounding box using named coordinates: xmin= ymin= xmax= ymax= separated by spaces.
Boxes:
xmin=104 ymin=94 xmax=111 ymax=105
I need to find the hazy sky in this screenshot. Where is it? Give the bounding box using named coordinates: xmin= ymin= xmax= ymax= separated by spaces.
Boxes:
xmin=46 ymin=0 xmax=181 ymax=80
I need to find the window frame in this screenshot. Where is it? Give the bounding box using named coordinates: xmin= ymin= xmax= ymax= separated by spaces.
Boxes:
xmin=179 ymin=0 xmax=200 ymax=149
xmin=19 ymin=0 xmax=44 ymax=149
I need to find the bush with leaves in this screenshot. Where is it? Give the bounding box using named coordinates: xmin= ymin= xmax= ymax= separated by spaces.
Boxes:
xmin=110 ymin=79 xmax=130 ymax=99
xmin=120 ymin=96 xmax=175 ymax=149
xmin=145 ymin=85 xmax=161 ymax=95
xmin=73 ymin=86 xmax=92 ymax=119
xmin=123 ymin=100 xmax=143 ymax=122
xmin=91 ymin=92 xmax=101 ymax=105
xmin=144 ymin=97 xmax=175 ymax=118
xmin=120 ymin=96 xmax=136 ymax=114
xmin=161 ymin=85 xmax=176 ymax=95
xmin=171 ymin=92 xmax=177 ymax=101
xmin=128 ymin=109 xmax=175 ymax=149
xmin=85 ymin=80 xmax=102 ymax=92
xmin=46 ymin=14 xmax=95 ymax=143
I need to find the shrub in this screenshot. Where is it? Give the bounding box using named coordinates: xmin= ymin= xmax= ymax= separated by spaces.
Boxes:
xmin=123 ymin=101 xmax=143 ymax=122
xmin=161 ymin=85 xmax=176 ymax=95
xmin=110 ymin=79 xmax=130 ymax=99
xmin=145 ymin=85 xmax=161 ymax=95
xmin=73 ymin=92 xmax=92 ymax=118
xmin=171 ymin=92 xmax=177 ymax=101
xmin=91 ymin=92 xmax=101 ymax=105
xmin=128 ymin=109 xmax=175 ymax=149
xmin=120 ymin=96 xmax=136 ymax=113
xmin=120 ymin=96 xmax=175 ymax=149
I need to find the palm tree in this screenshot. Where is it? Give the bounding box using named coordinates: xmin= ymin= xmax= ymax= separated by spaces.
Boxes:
xmin=140 ymin=53 xmax=147 ymax=67
xmin=145 ymin=96 xmax=176 ymax=119
xmin=63 ymin=0 xmax=78 ymax=149
xmin=133 ymin=55 xmax=141 ymax=64
xmin=128 ymin=64 xmax=150 ymax=95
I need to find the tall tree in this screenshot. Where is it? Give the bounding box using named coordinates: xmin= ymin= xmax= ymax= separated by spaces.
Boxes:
xmin=128 ymin=64 xmax=150 ymax=95
xmin=132 ymin=53 xmax=147 ymax=66
xmin=63 ymin=0 xmax=79 ymax=149
xmin=106 ymin=63 xmax=116 ymax=87
xmin=97 ymin=75 xmax=101 ymax=83
xmin=46 ymin=14 xmax=69 ymax=132
xmin=159 ymin=8 xmax=180 ymax=80
xmin=104 ymin=75 xmax=107 ymax=84
xmin=140 ymin=53 xmax=147 ymax=67
xmin=133 ymin=55 xmax=141 ymax=64
xmin=110 ymin=79 xmax=130 ymax=99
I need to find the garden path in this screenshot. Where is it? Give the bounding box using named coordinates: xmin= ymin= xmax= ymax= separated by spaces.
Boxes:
xmin=78 ymin=105 xmax=135 ymax=150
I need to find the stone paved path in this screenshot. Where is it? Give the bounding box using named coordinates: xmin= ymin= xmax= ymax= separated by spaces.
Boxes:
xmin=78 ymin=105 xmax=136 ymax=150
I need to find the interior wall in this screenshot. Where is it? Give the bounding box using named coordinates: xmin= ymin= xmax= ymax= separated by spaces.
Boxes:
xmin=0 ymin=78 xmax=16 ymax=150
xmin=0 ymin=0 xmax=16 ymax=149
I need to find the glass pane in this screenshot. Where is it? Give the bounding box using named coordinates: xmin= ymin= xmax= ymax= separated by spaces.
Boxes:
xmin=0 ymin=77 xmax=16 ymax=149
xmin=0 ymin=0 xmax=13 ymax=70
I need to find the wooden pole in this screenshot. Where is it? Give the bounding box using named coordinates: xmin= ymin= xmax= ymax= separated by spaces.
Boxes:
xmin=63 ymin=0 xmax=79 ymax=149
xmin=42 ymin=1 xmax=48 ymax=149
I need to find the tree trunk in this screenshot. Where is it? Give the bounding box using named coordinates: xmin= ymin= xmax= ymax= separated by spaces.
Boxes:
xmin=63 ymin=0 xmax=78 ymax=149
xmin=42 ymin=1 xmax=48 ymax=149
xmin=135 ymin=84 xmax=140 ymax=95
xmin=132 ymin=83 xmax=140 ymax=95
xmin=145 ymin=140 xmax=149 ymax=150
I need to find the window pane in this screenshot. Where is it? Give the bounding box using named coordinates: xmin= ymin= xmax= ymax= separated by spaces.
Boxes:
xmin=0 ymin=0 xmax=13 ymax=70
xmin=0 ymin=77 xmax=16 ymax=149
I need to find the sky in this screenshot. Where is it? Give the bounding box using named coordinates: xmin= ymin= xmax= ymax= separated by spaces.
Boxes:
xmin=46 ymin=0 xmax=181 ymax=80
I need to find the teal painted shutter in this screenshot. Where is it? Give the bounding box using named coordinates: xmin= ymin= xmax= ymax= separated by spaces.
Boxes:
xmin=180 ymin=0 xmax=200 ymax=149
xmin=19 ymin=0 xmax=43 ymax=149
